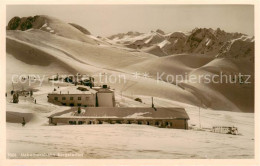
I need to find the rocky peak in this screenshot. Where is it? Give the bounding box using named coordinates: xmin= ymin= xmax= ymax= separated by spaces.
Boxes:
xmin=7 ymin=15 xmax=41 ymax=31
xmin=156 ymin=29 xmax=165 ymax=35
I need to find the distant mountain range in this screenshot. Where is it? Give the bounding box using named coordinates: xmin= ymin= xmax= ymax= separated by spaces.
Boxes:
xmin=7 ymin=15 xmax=254 ymax=60
xmin=107 ymin=28 xmax=254 ymax=60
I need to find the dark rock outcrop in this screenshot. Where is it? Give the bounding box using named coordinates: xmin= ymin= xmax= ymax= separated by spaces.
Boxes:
xmin=7 ymin=16 xmax=40 ymax=31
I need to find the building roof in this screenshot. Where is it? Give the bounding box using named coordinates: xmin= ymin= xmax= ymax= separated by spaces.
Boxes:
xmin=49 ymin=107 xmax=189 ymax=120
xmin=92 ymin=86 xmax=114 ymax=93
xmin=48 ymin=86 xmax=97 ymax=95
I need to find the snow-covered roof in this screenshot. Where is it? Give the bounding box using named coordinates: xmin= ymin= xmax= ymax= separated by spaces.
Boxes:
xmin=49 ymin=107 xmax=189 ymax=120
xmin=48 ymin=86 xmax=97 ymax=95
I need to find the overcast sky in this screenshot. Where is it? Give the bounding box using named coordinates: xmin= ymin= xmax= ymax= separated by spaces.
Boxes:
xmin=7 ymin=5 xmax=254 ymax=36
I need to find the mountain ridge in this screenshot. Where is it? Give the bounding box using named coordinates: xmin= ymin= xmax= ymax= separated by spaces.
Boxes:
xmin=106 ymin=28 xmax=254 ymax=60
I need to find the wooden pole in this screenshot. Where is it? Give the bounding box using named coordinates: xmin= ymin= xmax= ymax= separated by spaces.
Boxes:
xmin=12 ymin=81 xmax=14 ymax=91
xmin=199 ymin=99 xmax=201 ymax=129
xmin=152 ymin=97 xmax=154 ymax=108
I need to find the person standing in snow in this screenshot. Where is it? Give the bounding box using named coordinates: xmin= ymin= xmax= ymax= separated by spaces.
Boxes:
xmin=35 ymin=99 xmax=36 ymax=104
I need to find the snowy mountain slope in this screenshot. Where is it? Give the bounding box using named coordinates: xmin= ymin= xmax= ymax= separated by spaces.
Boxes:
xmin=141 ymin=45 xmax=168 ymax=57
xmin=182 ymin=58 xmax=254 ymax=112
xmin=216 ymin=36 xmax=254 ymax=61
xmin=6 ymin=30 xmax=199 ymax=106
xmin=122 ymin=54 xmax=254 ymax=112
xmin=5 ymin=29 xmax=200 ymax=109
xmin=7 ymin=15 xmax=97 ymax=44
xmin=6 ymin=15 xmax=254 ymax=112
xmin=68 ymin=23 xmax=91 ymax=35
xmin=7 ymin=29 xmax=156 ymax=70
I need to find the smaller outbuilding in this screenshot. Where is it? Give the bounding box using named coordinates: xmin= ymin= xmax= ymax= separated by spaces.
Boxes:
xmin=47 ymin=85 xmax=116 ymax=107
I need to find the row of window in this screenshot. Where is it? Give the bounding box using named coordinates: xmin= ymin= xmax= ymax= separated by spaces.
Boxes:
xmin=61 ymin=103 xmax=83 ymax=106
xmin=68 ymin=120 xmax=173 ymax=126
xmin=54 ymin=96 xmax=89 ymax=101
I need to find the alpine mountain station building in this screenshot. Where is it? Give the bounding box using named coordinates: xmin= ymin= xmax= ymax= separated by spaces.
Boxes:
xmin=48 ymin=107 xmax=189 ymax=129
xmin=47 ymin=85 xmax=189 ymax=129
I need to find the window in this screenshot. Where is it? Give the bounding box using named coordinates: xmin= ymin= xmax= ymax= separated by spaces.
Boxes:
xmin=54 ymin=97 xmax=58 ymax=101
xmin=77 ymin=103 xmax=81 ymax=106
xmin=62 ymin=97 xmax=66 ymax=100
xmin=69 ymin=121 xmax=76 ymax=125
xmin=78 ymin=121 xmax=84 ymax=125
xmin=70 ymin=97 xmax=73 ymax=100
xmin=78 ymin=97 xmax=81 ymax=100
